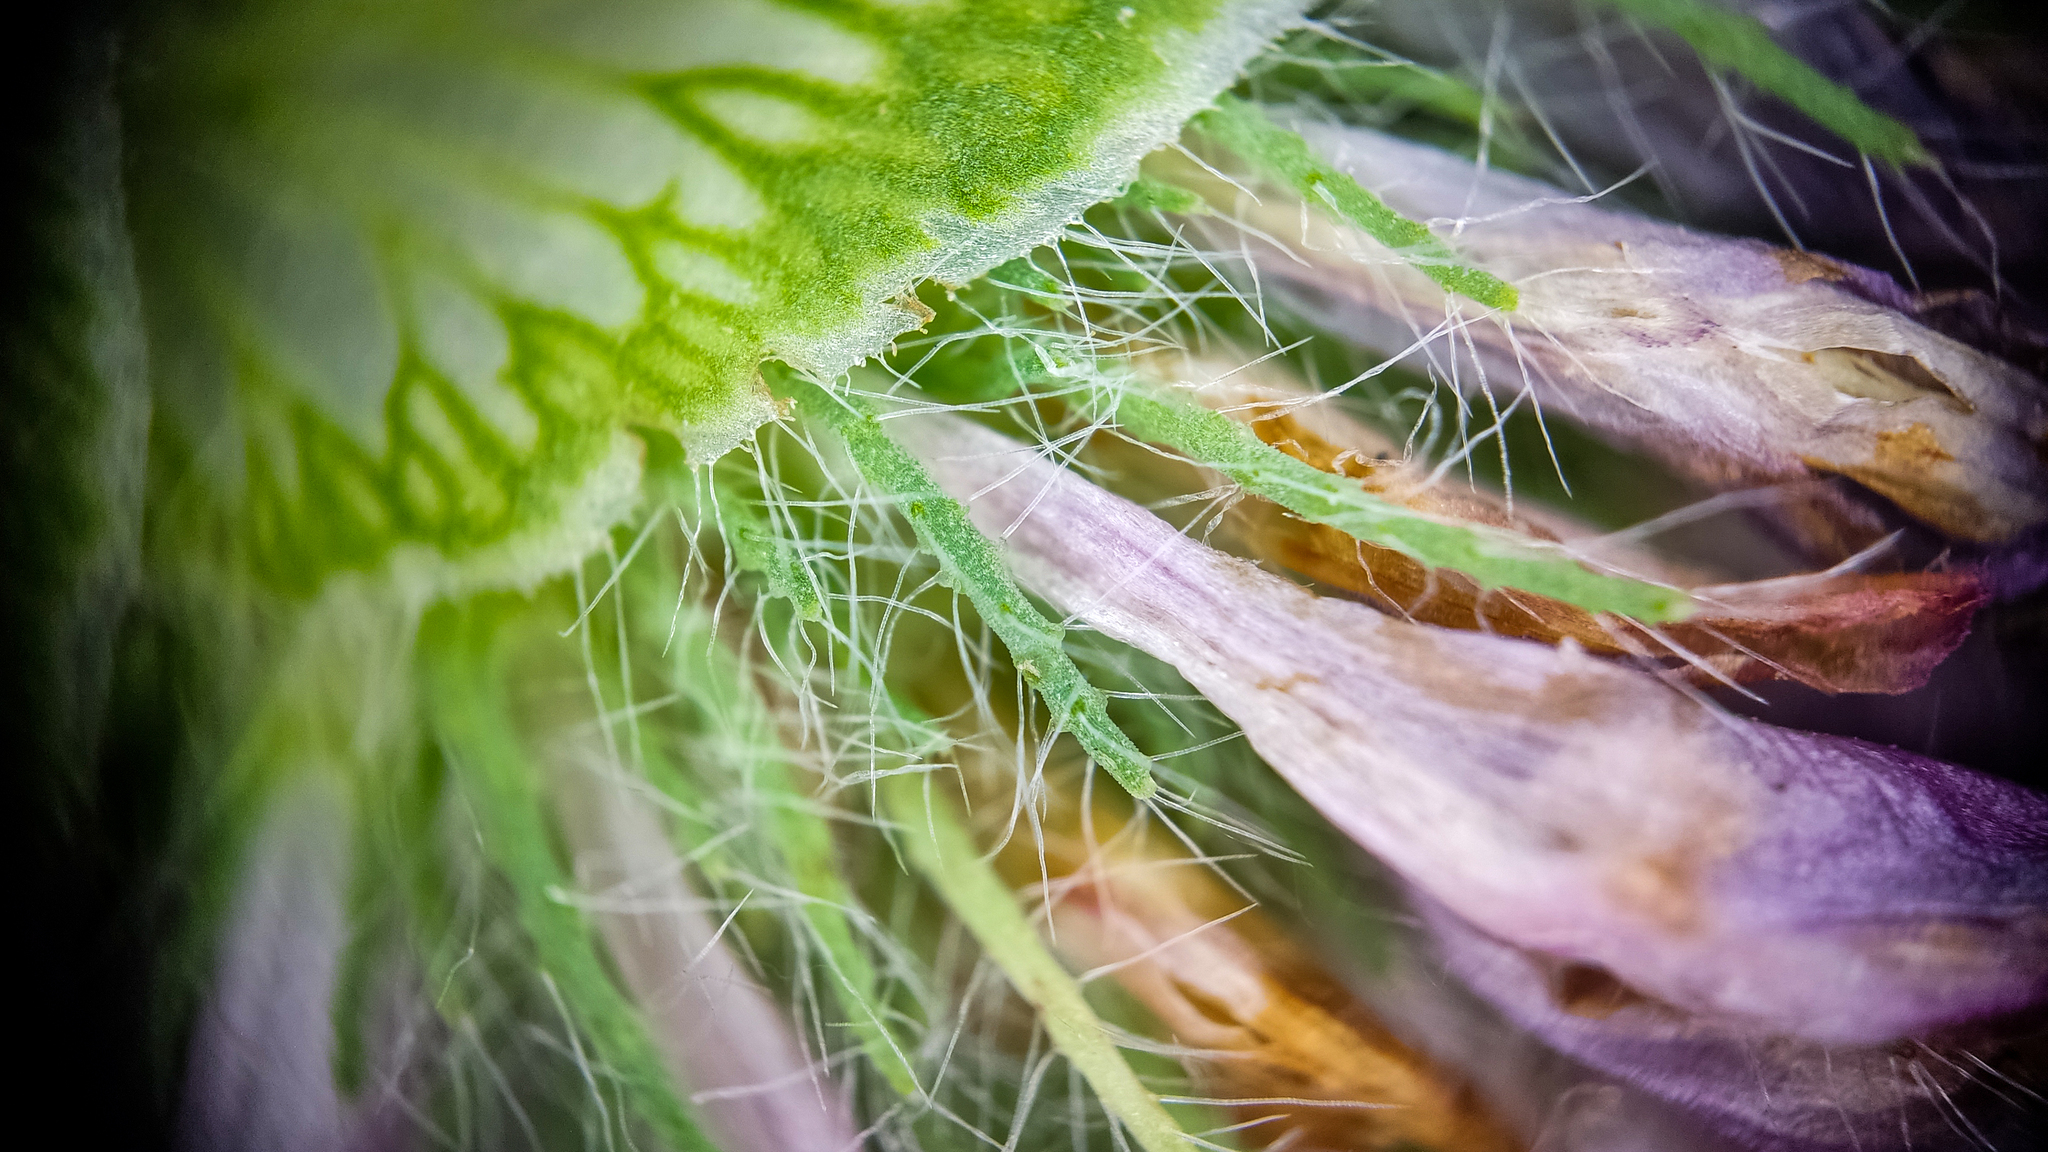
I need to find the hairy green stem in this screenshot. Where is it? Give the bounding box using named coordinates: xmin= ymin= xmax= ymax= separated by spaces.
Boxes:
xmin=659 ymin=605 xmax=920 ymax=1095
xmin=880 ymin=771 xmax=1194 ymax=1152
xmin=716 ymin=491 xmax=827 ymax=623
xmin=421 ymin=599 xmax=715 ymax=1152
xmin=788 ymin=375 xmax=1160 ymax=798
xmin=1596 ymin=0 xmax=1928 ymax=166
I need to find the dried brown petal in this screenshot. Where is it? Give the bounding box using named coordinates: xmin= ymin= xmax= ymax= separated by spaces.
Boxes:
xmin=973 ymin=761 xmax=1518 ymax=1152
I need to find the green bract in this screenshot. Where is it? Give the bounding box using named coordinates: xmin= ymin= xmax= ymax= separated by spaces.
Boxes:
xmin=129 ymin=0 xmax=1303 ymax=594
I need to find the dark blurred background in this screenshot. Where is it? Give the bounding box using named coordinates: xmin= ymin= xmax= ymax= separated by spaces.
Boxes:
xmin=5 ymin=2 xmax=175 ymax=1147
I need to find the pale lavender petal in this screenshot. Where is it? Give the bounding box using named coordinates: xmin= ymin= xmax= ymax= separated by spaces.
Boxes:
xmin=548 ymin=734 xmax=861 ymax=1152
xmin=1367 ymin=0 xmax=2048 ymax=323
xmin=897 ymin=411 xmax=2048 ymax=1048
xmin=180 ymin=776 xmax=419 ymax=1152
xmin=1359 ymin=921 xmax=1744 ymax=1152
xmin=1417 ymin=893 xmax=2044 ymax=1151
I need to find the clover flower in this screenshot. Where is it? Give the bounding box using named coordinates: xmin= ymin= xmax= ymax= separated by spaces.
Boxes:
xmin=16 ymin=2 xmax=2048 ymax=1150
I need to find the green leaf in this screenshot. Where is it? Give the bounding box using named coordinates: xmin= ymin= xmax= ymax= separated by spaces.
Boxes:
xmin=127 ymin=0 xmax=1308 ymax=595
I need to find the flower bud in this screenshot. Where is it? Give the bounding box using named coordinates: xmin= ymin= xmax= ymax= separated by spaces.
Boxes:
xmin=1170 ymin=117 xmax=2048 ymax=543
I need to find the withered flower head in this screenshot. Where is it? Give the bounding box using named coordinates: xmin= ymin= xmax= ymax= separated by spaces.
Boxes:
xmin=900 ymin=412 xmax=2048 ymax=1080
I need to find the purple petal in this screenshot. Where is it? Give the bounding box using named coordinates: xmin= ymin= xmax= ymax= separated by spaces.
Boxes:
xmin=181 ymin=778 xmax=421 ymax=1152
xmin=1417 ymin=893 xmax=2045 ymax=1151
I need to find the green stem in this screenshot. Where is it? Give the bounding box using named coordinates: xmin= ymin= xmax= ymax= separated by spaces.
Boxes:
xmin=420 ymin=597 xmax=715 ymax=1152
xmin=879 ymin=771 xmax=1194 ymax=1152
xmin=716 ymin=488 xmax=826 ymax=622
xmin=1596 ymin=0 xmax=1928 ymax=166
xmin=659 ymin=602 xmax=922 ymax=1095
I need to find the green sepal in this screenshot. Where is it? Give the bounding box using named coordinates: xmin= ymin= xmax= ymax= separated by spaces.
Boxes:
xmin=651 ymin=598 xmax=922 ymax=1096
xmin=418 ymin=594 xmax=716 ymax=1152
xmin=1192 ymin=95 xmax=1520 ymax=310
xmin=879 ymin=770 xmax=1195 ymax=1152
